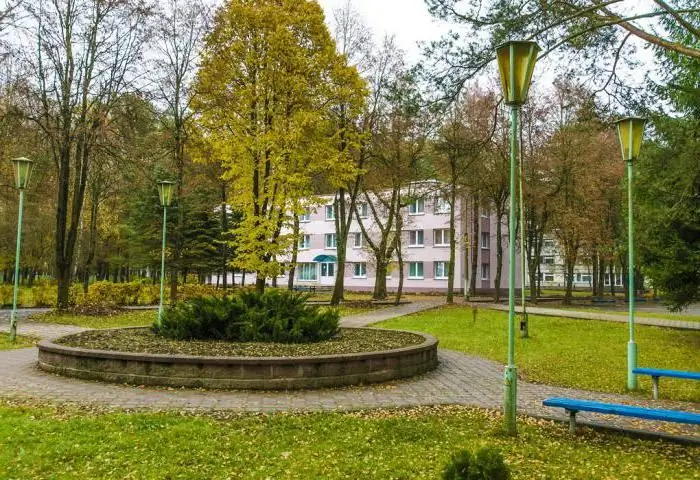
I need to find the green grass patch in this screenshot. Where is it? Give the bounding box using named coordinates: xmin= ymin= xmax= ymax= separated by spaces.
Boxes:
xmin=0 ymin=405 xmax=696 ymax=479
xmin=374 ymin=306 xmax=700 ymax=402
xmin=0 ymin=334 xmax=36 ymax=350
xmin=557 ymin=306 xmax=700 ymax=323
xmin=29 ymin=310 xmax=156 ymax=329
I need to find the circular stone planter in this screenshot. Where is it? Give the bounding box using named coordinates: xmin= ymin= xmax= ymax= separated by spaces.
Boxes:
xmin=37 ymin=328 xmax=438 ymax=390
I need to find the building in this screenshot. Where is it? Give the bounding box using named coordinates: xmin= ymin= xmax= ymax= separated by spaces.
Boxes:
xmin=209 ymin=182 xmax=523 ymax=294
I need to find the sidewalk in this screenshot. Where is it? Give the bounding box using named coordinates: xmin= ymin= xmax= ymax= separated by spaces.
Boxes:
xmin=476 ymin=303 xmax=700 ymax=331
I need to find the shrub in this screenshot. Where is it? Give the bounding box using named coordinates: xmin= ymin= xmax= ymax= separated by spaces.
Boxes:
xmin=443 ymin=447 xmax=510 ymax=480
xmin=156 ymin=290 xmax=340 ymax=343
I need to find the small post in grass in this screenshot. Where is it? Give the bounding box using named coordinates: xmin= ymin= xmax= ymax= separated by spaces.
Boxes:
xmin=495 ymin=40 xmax=540 ymax=435
xmin=156 ymin=180 xmax=175 ymax=327
xmin=615 ymin=117 xmax=646 ymax=391
xmin=9 ymin=157 xmax=34 ymax=342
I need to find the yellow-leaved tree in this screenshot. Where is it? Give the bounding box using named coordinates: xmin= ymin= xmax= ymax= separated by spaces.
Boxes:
xmin=192 ymin=0 xmax=366 ymax=292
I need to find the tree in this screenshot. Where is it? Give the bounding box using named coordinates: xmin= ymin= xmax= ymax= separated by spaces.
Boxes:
xmin=424 ymin=0 xmax=700 ymax=101
xmin=22 ymin=0 xmax=149 ymax=308
xmin=192 ymin=0 xmax=364 ymax=293
xmin=153 ymin=0 xmax=210 ymax=302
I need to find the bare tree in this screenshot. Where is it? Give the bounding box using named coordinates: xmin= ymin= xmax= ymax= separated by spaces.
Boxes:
xmin=22 ymin=0 xmax=149 ymax=309
xmin=153 ymin=0 xmax=209 ymax=302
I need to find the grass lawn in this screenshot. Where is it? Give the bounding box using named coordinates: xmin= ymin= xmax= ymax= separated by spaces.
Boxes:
xmin=0 ymin=335 xmax=36 ymax=350
xmin=0 ymin=404 xmax=696 ymax=480
xmin=557 ymin=306 xmax=700 ymax=323
xmin=374 ymin=306 xmax=700 ymax=402
xmin=29 ymin=310 xmax=157 ymax=329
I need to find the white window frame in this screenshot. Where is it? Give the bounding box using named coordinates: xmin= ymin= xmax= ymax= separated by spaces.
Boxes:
xmin=408 ymin=198 xmax=425 ymax=215
xmin=298 ymin=234 xmax=311 ymax=250
xmin=353 ymin=262 xmax=367 ymax=278
xmin=434 ymin=261 xmax=448 ymax=280
xmin=409 ymin=262 xmax=424 ymax=279
xmin=320 ymin=262 xmax=335 ymax=277
xmin=435 ymin=197 xmax=450 ymax=214
xmin=544 ymin=274 xmax=555 ymax=282
xmin=325 ymin=205 xmax=335 ymax=221
xmin=324 ymin=233 xmax=337 ymax=249
xmin=481 ymin=263 xmax=490 ymax=281
xmin=543 ymin=256 xmax=555 ymax=265
xmin=480 ymin=232 xmax=490 ymax=250
xmin=434 ymin=229 xmax=450 ymax=247
xmin=408 ymin=230 xmax=424 ymax=247
xmin=357 ymin=202 xmax=369 ymax=219
xmin=352 ymin=232 xmax=363 ymax=248
xmin=299 ymin=209 xmax=311 ymax=223
xmin=298 ymin=263 xmax=317 ymax=281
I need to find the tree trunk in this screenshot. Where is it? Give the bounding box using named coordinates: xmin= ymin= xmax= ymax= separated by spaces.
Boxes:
xmin=591 ymin=251 xmax=599 ymax=297
xmin=446 ymin=183 xmax=457 ymax=304
xmin=609 ymin=263 xmax=616 ymax=296
xmin=469 ymin=198 xmax=479 ymax=296
xmin=373 ymin=258 xmax=388 ymax=300
xmin=564 ymin=259 xmax=575 ymax=305
xmin=256 ymin=276 xmax=265 ymax=294
xmin=220 ymin=182 xmax=229 ymax=290
xmin=288 ymin=215 xmax=300 ymax=291
xmin=494 ymin=212 xmax=504 ymax=302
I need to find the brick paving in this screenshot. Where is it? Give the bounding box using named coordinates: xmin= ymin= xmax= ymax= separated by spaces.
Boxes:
xmin=478 ymin=303 xmax=700 ymax=330
xmin=0 ymin=300 xmax=698 ymax=440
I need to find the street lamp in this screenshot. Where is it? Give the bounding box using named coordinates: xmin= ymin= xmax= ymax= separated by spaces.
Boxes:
xmin=496 ymin=40 xmax=540 ymax=435
xmin=9 ymin=157 xmax=35 ymax=342
xmin=615 ymin=117 xmax=646 ymax=390
xmin=156 ymin=180 xmax=175 ymax=327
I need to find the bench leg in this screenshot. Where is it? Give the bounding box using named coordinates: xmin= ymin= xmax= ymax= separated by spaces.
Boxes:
xmin=652 ymin=376 xmax=659 ymax=400
xmin=566 ymin=409 xmax=577 ymax=434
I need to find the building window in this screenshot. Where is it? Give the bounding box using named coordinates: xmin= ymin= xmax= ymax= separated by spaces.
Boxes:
xmin=481 ymin=263 xmax=489 ymax=280
xmin=299 ymin=209 xmax=311 ymax=222
xmin=325 ymin=205 xmax=335 ymax=220
xmin=542 ymin=256 xmax=554 ymax=265
xmin=544 ymin=274 xmax=554 ymax=282
xmin=325 ymin=233 xmax=337 ymax=249
xmin=357 ymin=202 xmax=369 ymax=218
xmin=435 ymin=197 xmax=450 ymax=214
xmin=409 ymin=230 xmax=424 ymax=247
xmin=298 ymin=234 xmax=311 ymax=250
xmin=408 ymin=198 xmax=424 ymax=215
xmin=353 ymin=262 xmax=367 ymax=278
xmin=298 ymin=263 xmax=317 ymax=281
xmin=543 ymin=239 xmax=555 ymax=248
xmin=481 ymin=208 xmax=489 ymax=218
xmin=353 ymin=232 xmax=363 ymax=248
xmin=434 ymin=229 xmax=450 ymax=246
xmin=320 ymin=262 xmax=335 ymax=277
xmin=409 ymin=262 xmax=424 ymax=279
xmin=434 ymin=261 xmax=449 ymax=279
xmin=480 ymin=232 xmax=490 ymax=249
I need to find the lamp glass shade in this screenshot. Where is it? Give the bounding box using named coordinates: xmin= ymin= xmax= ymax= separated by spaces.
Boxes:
xmin=615 ymin=117 xmax=646 ymax=161
xmin=157 ymin=180 xmax=175 ymax=207
xmin=496 ymin=41 xmax=541 ymax=105
xmin=12 ymin=157 xmax=34 ymax=190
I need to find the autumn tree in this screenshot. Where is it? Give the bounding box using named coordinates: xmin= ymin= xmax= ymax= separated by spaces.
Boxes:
xmin=20 ymin=0 xmax=149 ymax=308
xmin=192 ymin=0 xmax=365 ymax=293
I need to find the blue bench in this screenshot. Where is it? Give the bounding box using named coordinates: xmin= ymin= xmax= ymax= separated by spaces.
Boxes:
xmin=633 ymin=368 xmax=700 ymax=400
xmin=543 ymin=397 xmax=700 ymax=433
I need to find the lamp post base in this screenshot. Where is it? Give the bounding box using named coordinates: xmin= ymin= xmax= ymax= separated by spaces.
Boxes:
xmin=504 ymin=365 xmax=518 ymax=435
xmin=8 ymin=313 xmax=17 ymax=342
xmin=627 ymin=341 xmax=637 ymax=390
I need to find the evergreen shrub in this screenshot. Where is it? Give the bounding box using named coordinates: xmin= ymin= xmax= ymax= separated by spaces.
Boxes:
xmin=156 ymin=290 xmax=340 ymax=343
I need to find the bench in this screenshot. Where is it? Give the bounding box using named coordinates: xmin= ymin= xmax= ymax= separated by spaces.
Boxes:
xmin=592 ymin=297 xmax=616 ymax=304
xmin=543 ymin=397 xmax=700 ymax=433
xmin=633 ymin=368 xmax=700 ymax=400
xmin=292 ymin=285 xmax=333 ymax=294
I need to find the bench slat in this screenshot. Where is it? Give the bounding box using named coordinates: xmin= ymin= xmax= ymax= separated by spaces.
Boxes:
xmin=543 ymin=397 xmax=700 ymax=425
xmin=633 ymin=368 xmax=700 ymax=381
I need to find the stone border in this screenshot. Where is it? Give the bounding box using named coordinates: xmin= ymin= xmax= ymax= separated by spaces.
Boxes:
xmin=37 ymin=328 xmax=438 ymax=390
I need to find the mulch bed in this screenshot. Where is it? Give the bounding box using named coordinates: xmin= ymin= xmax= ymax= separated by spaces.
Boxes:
xmin=55 ymin=327 xmax=426 ymax=357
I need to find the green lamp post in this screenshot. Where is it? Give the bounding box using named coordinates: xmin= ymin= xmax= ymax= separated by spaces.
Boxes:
xmin=156 ymin=180 xmax=175 ymax=327
xmin=615 ymin=117 xmax=646 ymax=390
xmin=9 ymin=157 xmax=35 ymax=342
xmin=495 ymin=40 xmax=540 ymax=435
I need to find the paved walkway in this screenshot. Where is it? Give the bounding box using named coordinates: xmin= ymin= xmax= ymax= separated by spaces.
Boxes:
xmin=0 ymin=301 xmax=698 ymax=441
xmin=477 ymin=303 xmax=700 ymax=330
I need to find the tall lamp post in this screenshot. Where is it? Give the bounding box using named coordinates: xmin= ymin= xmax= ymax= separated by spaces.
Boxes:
xmin=9 ymin=157 xmax=35 ymax=342
xmin=156 ymin=180 xmax=175 ymax=327
xmin=495 ymin=40 xmax=540 ymax=435
xmin=615 ymin=117 xmax=646 ymax=390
